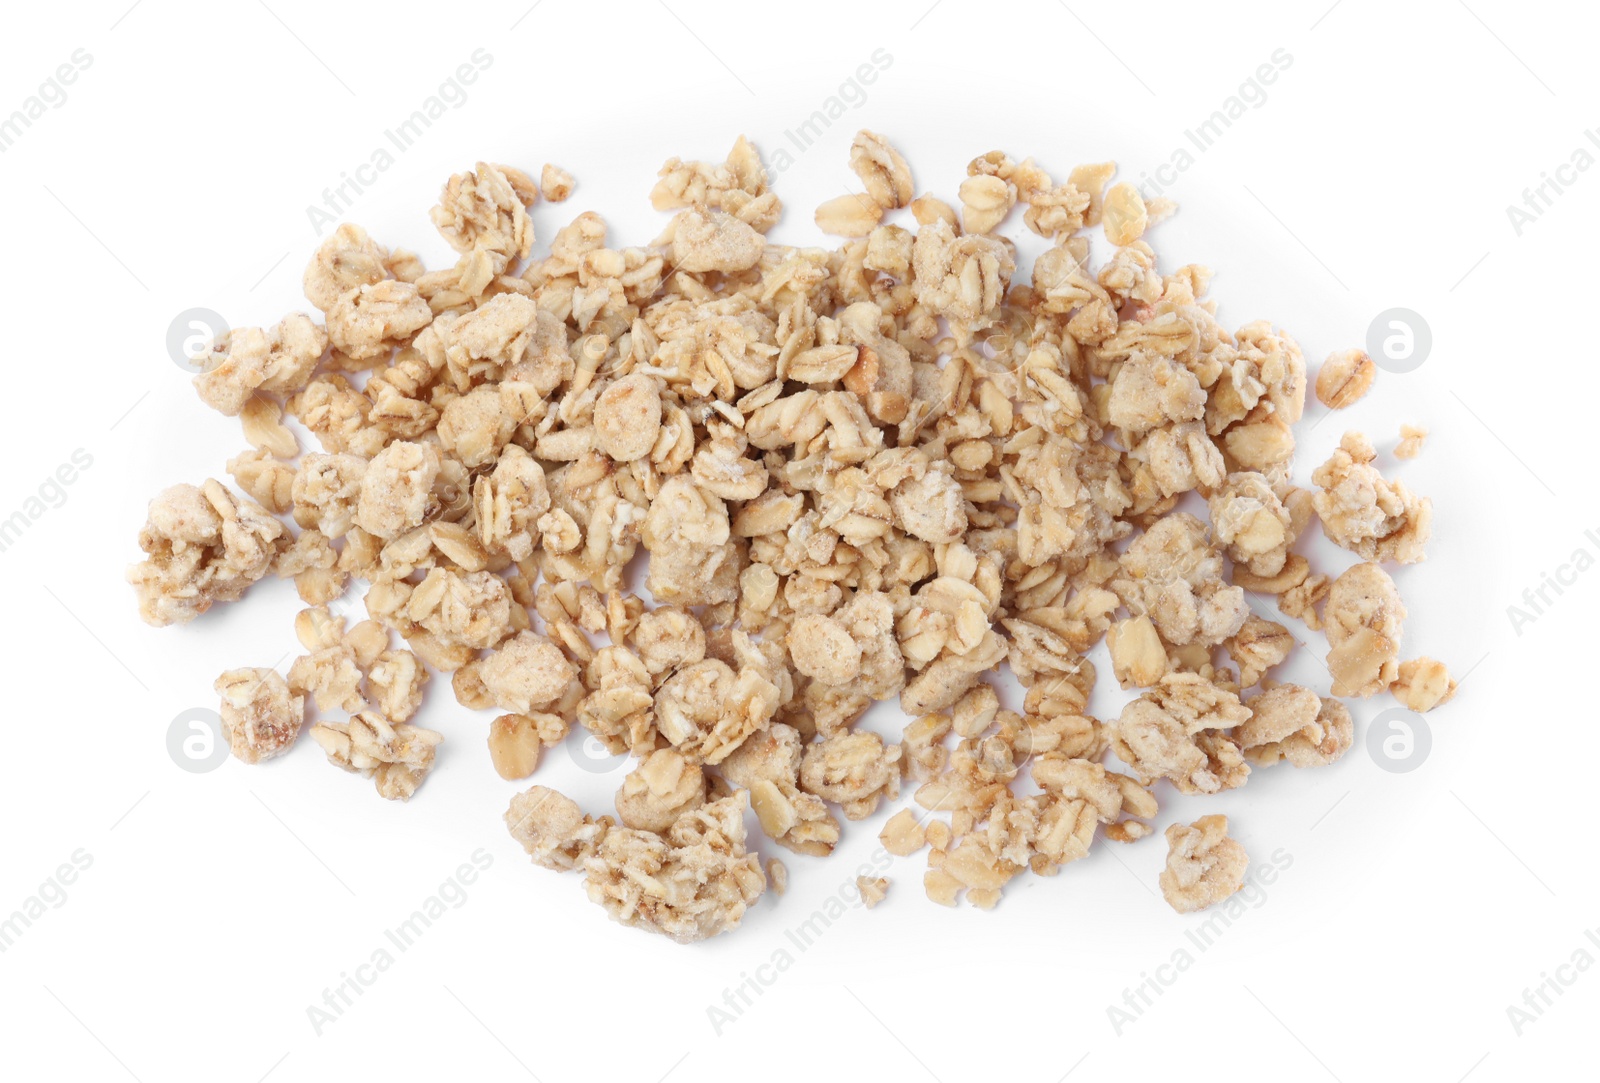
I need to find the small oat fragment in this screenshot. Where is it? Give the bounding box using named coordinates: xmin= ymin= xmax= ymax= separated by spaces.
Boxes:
xmin=768 ymin=858 xmax=789 ymax=897
xmin=1068 ymin=161 xmax=1116 ymax=225
xmin=1392 ymin=657 xmax=1457 ymax=713
xmin=958 ymin=174 xmax=1015 ymax=235
xmin=848 ymin=130 xmax=914 ymax=209
xmin=1315 ymin=349 xmax=1376 ymax=409
xmin=1101 ymin=182 xmax=1148 ymax=246
xmin=1395 ymin=424 xmax=1428 ymax=460
xmin=1159 ymin=815 xmax=1248 ymax=914
xmin=879 ymin=808 xmax=927 ymax=857
xmin=815 ymin=193 xmax=884 ymax=238
xmin=857 ymin=876 xmax=889 ymax=909
xmin=488 ymin=714 xmax=547 ymax=780
xmin=541 ymin=163 xmax=573 ymax=202
xmin=1108 ymin=616 xmax=1168 ymax=689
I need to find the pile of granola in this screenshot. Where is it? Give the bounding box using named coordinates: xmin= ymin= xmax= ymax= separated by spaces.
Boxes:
xmin=130 ymin=133 xmax=1454 ymax=940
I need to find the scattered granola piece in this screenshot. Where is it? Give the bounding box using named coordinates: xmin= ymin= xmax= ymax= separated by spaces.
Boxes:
xmin=614 ymin=748 xmax=707 ymax=832
xmin=214 ymin=668 xmax=303 ymax=764
xmin=1325 ymin=562 xmax=1407 ymax=698
xmin=799 ymin=732 xmax=902 ymax=820
xmin=1392 ymin=657 xmax=1457 ymax=713
xmin=880 ymin=808 xmax=928 ymax=856
xmin=1226 ymin=615 xmax=1295 ymax=688
xmin=1113 ymin=514 xmax=1248 ymax=649
xmin=582 ymin=793 xmax=766 ymax=943
xmin=1313 ymin=432 xmax=1432 ymax=564
xmin=488 ymin=714 xmax=546 ymax=780
xmin=959 ymin=173 xmax=1015 ymax=234
xmin=541 ymin=163 xmax=573 ymax=202
xmin=480 ymin=631 xmax=578 ymax=715
xmin=505 ymin=786 xmax=612 ymax=871
xmin=1395 ymin=424 xmax=1428 ymax=460
xmin=768 ymin=858 xmax=789 ymax=897
xmin=128 ymin=481 xmax=285 ymax=626
xmin=1245 ymin=695 xmax=1353 ymax=768
xmin=815 ymin=193 xmax=884 ymax=238
xmin=1315 ymin=348 xmax=1376 ymax=409
xmin=430 ymin=162 xmax=534 ymax=271
xmin=1112 ymin=674 xmax=1251 ymax=794
xmin=1102 ymin=182 xmax=1148 ymax=246
xmin=1108 ymin=616 xmax=1169 ymax=689
xmin=1235 ymin=684 xmax=1321 ymax=759
xmin=1159 ymin=815 xmax=1248 ymax=914
xmin=858 ymin=876 xmax=890 ymax=909
xmin=304 ymin=224 xmax=389 ymax=312
xmin=849 ymin=130 xmax=914 ymax=209
xmin=310 ymin=711 xmax=443 ymax=801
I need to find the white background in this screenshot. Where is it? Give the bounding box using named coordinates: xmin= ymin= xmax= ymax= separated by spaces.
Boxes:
xmin=1 ymin=0 xmax=1594 ymax=1080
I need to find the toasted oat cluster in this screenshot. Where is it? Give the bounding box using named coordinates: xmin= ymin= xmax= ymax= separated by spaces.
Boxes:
xmin=1159 ymin=814 xmax=1248 ymax=913
xmin=130 ymin=134 xmax=1456 ymax=937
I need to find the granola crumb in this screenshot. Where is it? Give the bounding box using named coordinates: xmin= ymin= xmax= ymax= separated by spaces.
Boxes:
xmin=858 ymin=876 xmax=890 ymax=909
xmin=541 ymin=163 xmax=574 ymax=202
xmin=1395 ymin=424 xmax=1428 ymax=460
xmin=1392 ymin=657 xmax=1457 ymax=713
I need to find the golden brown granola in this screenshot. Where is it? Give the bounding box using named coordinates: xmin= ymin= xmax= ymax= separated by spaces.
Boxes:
xmin=129 ymin=131 xmax=1453 ymax=938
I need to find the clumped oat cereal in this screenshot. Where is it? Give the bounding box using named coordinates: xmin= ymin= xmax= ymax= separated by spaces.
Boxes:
xmin=1159 ymin=814 xmax=1248 ymax=913
xmin=130 ymin=131 xmax=1455 ymax=940
xmin=1312 ymin=432 xmax=1432 ymax=564
xmin=215 ymin=668 xmax=304 ymax=763
xmin=1324 ymin=562 xmax=1407 ymax=698
xmin=310 ymin=711 xmax=443 ymax=801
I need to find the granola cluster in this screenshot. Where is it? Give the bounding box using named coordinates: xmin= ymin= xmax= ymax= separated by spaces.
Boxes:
xmin=131 ymin=132 xmax=1457 ymax=936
